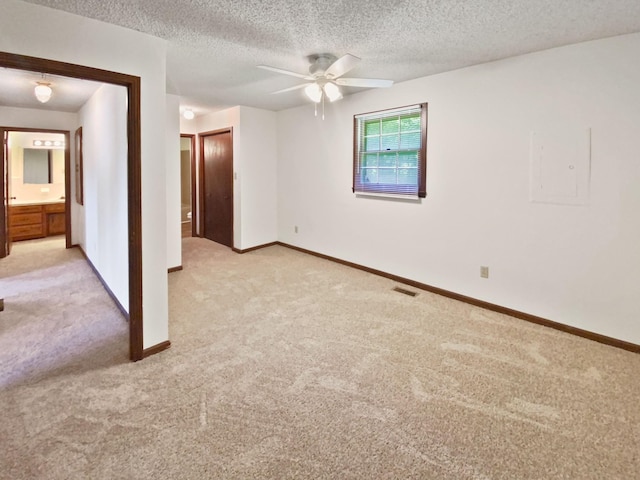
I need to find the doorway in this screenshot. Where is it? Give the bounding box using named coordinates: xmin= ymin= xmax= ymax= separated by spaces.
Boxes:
xmin=180 ymin=134 xmax=196 ymax=238
xmin=1 ymin=129 xmax=71 ymax=258
xmin=199 ymin=129 xmax=233 ymax=248
xmin=0 ymin=52 xmax=144 ymax=361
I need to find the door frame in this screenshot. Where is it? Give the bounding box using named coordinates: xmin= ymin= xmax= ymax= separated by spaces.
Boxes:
xmin=1 ymin=130 xmax=7 ymax=257
xmin=198 ymin=128 xmax=234 ymax=246
xmin=1 ymin=127 xmax=71 ymax=255
xmin=180 ymin=133 xmax=197 ymax=237
xmin=0 ymin=51 xmax=145 ymax=361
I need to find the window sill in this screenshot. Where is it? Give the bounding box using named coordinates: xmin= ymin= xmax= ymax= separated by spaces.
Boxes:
xmin=355 ymin=192 xmax=423 ymax=203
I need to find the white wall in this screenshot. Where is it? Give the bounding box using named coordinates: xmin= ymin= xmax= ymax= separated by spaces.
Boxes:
xmin=277 ymin=33 xmax=640 ymax=344
xmin=179 ymin=117 xmax=197 ymax=136
xmin=0 ymin=106 xmax=77 ymax=132
xmin=1 ymin=0 xmax=169 ymax=350
xmin=166 ymin=94 xmax=181 ymax=269
xmin=195 ymin=106 xmax=278 ymax=250
xmin=78 ymin=84 xmax=129 ymax=309
xmin=236 ymin=107 xmax=278 ymax=249
xmin=7 ymin=131 xmax=66 ymax=204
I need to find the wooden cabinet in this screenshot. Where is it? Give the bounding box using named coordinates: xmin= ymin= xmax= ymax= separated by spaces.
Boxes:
xmin=8 ymin=203 xmax=66 ymax=241
xmin=44 ymin=203 xmax=66 ymax=236
xmin=8 ymin=205 xmax=44 ymax=241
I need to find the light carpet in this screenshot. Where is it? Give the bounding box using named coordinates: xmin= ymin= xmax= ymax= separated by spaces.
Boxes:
xmin=1 ymin=236 xmax=638 ymax=479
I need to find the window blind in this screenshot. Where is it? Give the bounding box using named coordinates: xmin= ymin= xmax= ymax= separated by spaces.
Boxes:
xmin=353 ymin=103 xmax=427 ymax=197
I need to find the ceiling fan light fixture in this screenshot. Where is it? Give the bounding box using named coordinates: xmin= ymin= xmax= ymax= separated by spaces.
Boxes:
xmin=304 ymin=83 xmax=322 ymax=103
xmin=34 ymin=82 xmax=52 ymax=103
xmin=260 ymin=53 xmax=390 ymax=116
xmin=183 ymin=108 xmax=195 ymax=120
xmin=323 ymin=82 xmax=342 ymax=102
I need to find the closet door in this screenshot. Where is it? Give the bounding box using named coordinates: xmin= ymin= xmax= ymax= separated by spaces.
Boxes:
xmin=199 ymin=128 xmax=233 ymax=248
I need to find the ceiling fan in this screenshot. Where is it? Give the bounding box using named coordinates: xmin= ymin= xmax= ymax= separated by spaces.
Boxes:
xmin=258 ymin=53 xmax=393 ymax=116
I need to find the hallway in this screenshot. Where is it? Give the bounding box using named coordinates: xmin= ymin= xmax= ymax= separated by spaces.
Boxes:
xmin=0 ymin=237 xmax=128 ymax=388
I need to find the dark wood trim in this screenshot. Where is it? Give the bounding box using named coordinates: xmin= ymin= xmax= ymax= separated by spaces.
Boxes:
xmin=198 ymin=134 xmax=204 ymax=239
xmin=418 ymin=103 xmax=428 ymax=198
xmin=276 ymin=242 xmax=640 ymax=354
xmin=1 ymin=128 xmax=8 ymax=258
xmin=74 ymin=127 xmax=83 ymax=206
xmin=168 ymin=265 xmax=183 ymax=273
xmin=0 ymin=127 xmax=69 ymax=133
xmin=0 ymin=52 xmax=144 ymax=362
xmin=352 ymin=115 xmax=357 ymax=194
xmin=190 ymin=134 xmax=196 ymax=237
xmin=232 ymin=241 xmax=278 ymax=254
xmin=180 ymin=134 xmax=197 ymax=237
xmin=46 ymin=149 xmax=53 ymax=183
xmin=74 ymin=245 xmax=129 ymax=321
xmin=64 ymin=131 xmax=71 ymax=248
xmin=142 ymin=340 xmax=171 ymax=358
xmin=127 ymin=75 xmax=143 ymax=362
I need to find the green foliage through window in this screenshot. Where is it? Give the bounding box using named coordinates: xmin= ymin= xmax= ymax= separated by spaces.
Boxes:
xmin=353 ymin=104 xmax=427 ymax=197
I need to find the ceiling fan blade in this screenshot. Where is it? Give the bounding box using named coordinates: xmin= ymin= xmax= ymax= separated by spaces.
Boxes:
xmin=257 ymin=65 xmax=313 ymax=80
xmin=336 ymin=77 xmax=394 ymax=88
xmin=271 ymin=83 xmax=313 ymax=94
xmin=324 ymin=54 xmax=360 ymax=79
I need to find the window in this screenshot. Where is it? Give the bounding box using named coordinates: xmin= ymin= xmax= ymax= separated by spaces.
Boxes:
xmin=353 ymin=103 xmax=427 ymax=197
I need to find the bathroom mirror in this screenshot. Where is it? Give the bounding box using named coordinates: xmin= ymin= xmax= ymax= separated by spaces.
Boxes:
xmin=23 ymin=148 xmax=53 ymax=184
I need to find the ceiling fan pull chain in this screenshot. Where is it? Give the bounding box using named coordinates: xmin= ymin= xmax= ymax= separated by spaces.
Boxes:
xmin=322 ymin=93 xmax=325 ymax=120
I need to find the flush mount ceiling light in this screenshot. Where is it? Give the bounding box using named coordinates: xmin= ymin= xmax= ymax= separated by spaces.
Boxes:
xmin=183 ymin=109 xmax=195 ymax=120
xmin=34 ymin=81 xmax=52 ymax=103
xmin=258 ymin=53 xmax=393 ymax=119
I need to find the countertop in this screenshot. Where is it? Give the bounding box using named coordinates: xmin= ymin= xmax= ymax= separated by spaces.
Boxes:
xmin=10 ymin=200 xmax=65 ymax=206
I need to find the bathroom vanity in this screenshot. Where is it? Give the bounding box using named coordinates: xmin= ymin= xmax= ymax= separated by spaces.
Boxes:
xmin=8 ymin=202 xmax=66 ymax=241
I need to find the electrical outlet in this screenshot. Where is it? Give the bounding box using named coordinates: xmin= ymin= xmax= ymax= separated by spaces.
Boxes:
xmin=294 ymin=225 xmax=298 ymax=233
xmin=480 ymin=266 xmax=489 ymax=279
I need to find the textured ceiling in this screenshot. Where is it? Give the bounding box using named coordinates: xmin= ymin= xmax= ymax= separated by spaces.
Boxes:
xmin=8 ymin=0 xmax=640 ymax=114
xmin=0 ymin=67 xmax=103 ymax=112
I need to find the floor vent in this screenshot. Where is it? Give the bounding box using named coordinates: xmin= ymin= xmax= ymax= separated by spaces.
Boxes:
xmin=393 ymin=286 xmax=418 ymax=297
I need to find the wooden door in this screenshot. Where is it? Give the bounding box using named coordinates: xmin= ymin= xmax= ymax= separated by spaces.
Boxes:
xmin=199 ymin=129 xmax=233 ymax=248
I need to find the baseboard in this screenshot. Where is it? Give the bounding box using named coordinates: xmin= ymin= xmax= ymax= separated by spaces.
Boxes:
xmin=232 ymin=241 xmax=278 ymax=254
xmin=276 ymin=242 xmax=640 ymax=354
xmin=74 ymin=245 xmax=130 ymax=321
xmin=168 ymin=265 xmax=183 ymax=273
xmin=142 ymin=340 xmax=171 ymax=358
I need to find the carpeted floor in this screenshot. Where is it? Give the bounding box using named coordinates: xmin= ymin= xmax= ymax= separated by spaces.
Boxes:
xmin=1 ymin=236 xmax=639 ymax=479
